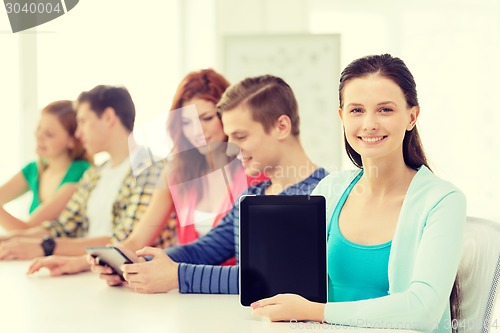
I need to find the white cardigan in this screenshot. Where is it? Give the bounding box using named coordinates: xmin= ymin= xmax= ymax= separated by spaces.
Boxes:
xmin=312 ymin=166 xmax=466 ymax=332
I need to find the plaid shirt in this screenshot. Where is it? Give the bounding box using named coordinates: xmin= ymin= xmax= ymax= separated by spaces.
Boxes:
xmin=42 ymin=160 xmax=176 ymax=248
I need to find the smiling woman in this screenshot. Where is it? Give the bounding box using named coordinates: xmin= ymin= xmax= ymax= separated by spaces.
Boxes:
xmin=162 ymin=69 xmax=250 ymax=246
xmin=341 ymin=76 xmax=419 ymax=168
xmin=339 ymin=57 xmax=426 ymax=171
xmin=0 ymin=100 xmax=92 ymax=231
xmin=251 ymin=54 xmax=466 ymax=333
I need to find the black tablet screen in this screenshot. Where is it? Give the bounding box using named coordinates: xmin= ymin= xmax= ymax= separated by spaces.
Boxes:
xmin=240 ymin=195 xmax=327 ymax=306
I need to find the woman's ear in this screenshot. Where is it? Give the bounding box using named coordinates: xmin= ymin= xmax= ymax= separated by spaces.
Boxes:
xmin=407 ymin=106 xmax=420 ymax=131
xmin=338 ymin=107 xmax=344 ymax=123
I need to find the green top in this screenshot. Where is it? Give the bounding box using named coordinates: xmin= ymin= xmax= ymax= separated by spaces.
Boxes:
xmin=21 ymin=160 xmax=91 ymax=214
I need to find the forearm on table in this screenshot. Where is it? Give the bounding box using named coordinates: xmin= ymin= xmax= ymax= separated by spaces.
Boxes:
xmin=54 ymin=237 xmax=111 ymax=256
xmin=178 ymin=264 xmax=239 ymax=294
xmin=0 ymin=207 xmax=29 ymax=231
xmin=9 ymin=226 xmax=50 ymax=238
xmin=74 ymin=254 xmax=92 ymax=272
xmin=307 ymin=302 xmax=326 ymax=322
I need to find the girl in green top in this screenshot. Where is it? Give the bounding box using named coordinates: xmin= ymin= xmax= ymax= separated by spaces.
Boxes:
xmin=0 ymin=100 xmax=92 ymax=231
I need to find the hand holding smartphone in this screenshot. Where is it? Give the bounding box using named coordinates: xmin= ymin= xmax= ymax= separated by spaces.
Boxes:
xmin=86 ymin=246 xmax=135 ymax=280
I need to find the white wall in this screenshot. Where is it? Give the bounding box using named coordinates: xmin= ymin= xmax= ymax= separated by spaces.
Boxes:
xmin=35 ymin=0 xmax=182 ymax=133
xmin=0 ymin=17 xmax=21 ymax=179
xmin=308 ymin=0 xmax=500 ymax=221
xmin=1 ymin=0 xmax=499 ymax=222
xmin=212 ymin=0 xmax=500 ymax=222
xmin=0 ymin=12 xmax=28 ymax=217
xmin=214 ymin=0 xmax=342 ymax=170
xmin=0 ymin=0 xmax=182 ymax=215
xmin=180 ymin=0 xmax=218 ymax=73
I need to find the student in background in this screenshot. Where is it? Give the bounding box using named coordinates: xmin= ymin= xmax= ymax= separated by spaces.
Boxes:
xmin=0 ymin=101 xmax=91 ymax=231
xmin=0 ymin=85 xmax=174 ymax=260
xmin=27 ymin=69 xmax=257 ymax=275
xmin=122 ymin=68 xmax=253 ymax=251
xmin=89 ymin=75 xmax=328 ymax=295
xmin=251 ymin=54 xmax=465 ymax=333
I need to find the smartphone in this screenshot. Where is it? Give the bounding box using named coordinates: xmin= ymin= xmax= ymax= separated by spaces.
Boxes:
xmin=86 ymin=246 xmax=134 ymax=280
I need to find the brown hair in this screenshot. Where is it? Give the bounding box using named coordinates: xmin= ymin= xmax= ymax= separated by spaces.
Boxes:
xmin=166 ymin=69 xmax=231 ymax=190
xmin=77 ymin=85 xmax=135 ymax=132
xmin=42 ymin=100 xmax=92 ymax=163
xmin=217 ymin=75 xmax=300 ymax=136
xmin=339 ymin=54 xmax=428 ymax=171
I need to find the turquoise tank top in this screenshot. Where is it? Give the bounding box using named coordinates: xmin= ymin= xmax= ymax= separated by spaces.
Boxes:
xmin=327 ymin=171 xmax=392 ymax=302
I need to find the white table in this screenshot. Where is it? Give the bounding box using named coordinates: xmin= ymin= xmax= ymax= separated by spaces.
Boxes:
xmin=0 ymin=261 xmax=427 ymax=333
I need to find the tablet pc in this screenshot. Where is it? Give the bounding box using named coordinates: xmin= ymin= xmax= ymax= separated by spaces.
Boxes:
xmin=86 ymin=246 xmax=134 ymax=280
xmin=239 ymin=195 xmax=327 ymax=306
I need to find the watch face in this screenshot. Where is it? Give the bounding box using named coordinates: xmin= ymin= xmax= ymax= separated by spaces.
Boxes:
xmin=42 ymin=237 xmax=56 ymax=256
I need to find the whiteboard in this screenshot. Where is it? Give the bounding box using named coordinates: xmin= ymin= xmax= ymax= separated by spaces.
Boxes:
xmin=223 ymin=34 xmax=341 ymax=171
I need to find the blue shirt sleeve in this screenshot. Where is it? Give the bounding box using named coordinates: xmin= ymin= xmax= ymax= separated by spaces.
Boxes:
xmin=177 ymin=264 xmax=239 ymax=294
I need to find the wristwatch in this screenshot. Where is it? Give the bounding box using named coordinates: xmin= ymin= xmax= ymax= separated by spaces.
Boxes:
xmin=41 ymin=236 xmax=56 ymax=256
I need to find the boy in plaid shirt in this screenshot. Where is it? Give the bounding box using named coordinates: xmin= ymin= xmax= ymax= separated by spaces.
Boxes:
xmin=0 ymin=85 xmax=175 ymax=260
